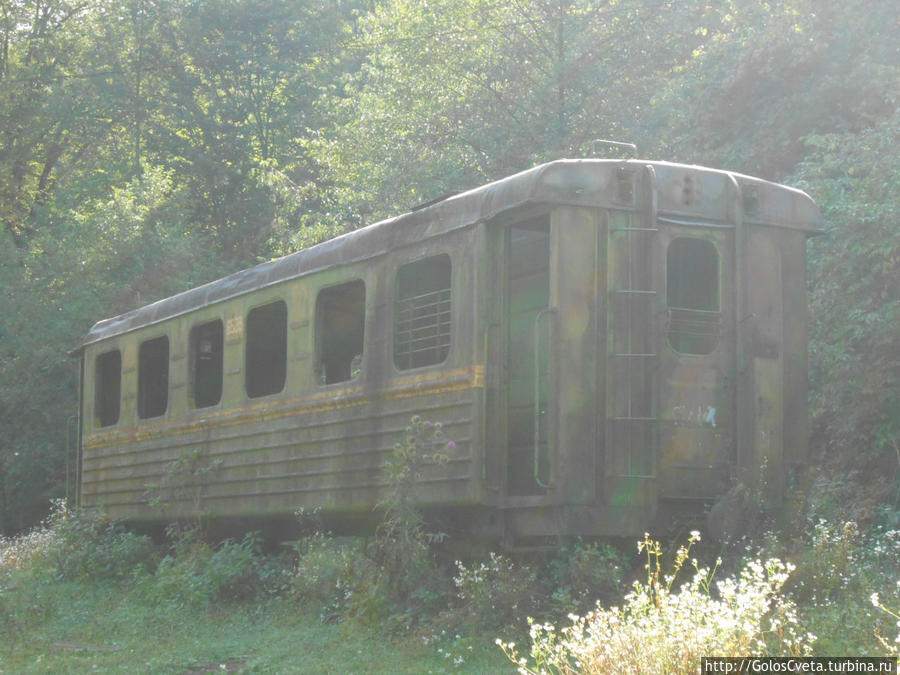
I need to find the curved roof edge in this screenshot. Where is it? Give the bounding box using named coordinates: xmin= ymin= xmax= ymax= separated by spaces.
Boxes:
xmin=75 ymin=159 xmax=822 ymax=351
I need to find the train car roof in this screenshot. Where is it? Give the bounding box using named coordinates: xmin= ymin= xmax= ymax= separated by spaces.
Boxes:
xmin=76 ymin=158 xmax=822 ymax=350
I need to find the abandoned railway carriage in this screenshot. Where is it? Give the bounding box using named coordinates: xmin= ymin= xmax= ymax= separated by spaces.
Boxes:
xmin=73 ymin=159 xmax=822 ymax=541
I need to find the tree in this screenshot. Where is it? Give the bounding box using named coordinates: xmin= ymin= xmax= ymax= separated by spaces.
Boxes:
xmin=309 ymin=0 xmax=733 ymax=222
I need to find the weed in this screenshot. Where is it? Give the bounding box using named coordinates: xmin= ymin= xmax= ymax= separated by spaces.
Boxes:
xmin=290 ymin=530 xmax=376 ymax=621
xmin=549 ymin=540 xmax=626 ymax=615
xmin=367 ymin=415 xmax=452 ymax=625
xmin=154 ymin=527 xmax=268 ymax=608
xmin=452 ymin=552 xmax=539 ymax=630
xmin=870 ymin=590 xmax=900 ymax=655
xmin=499 ymin=532 xmax=815 ymax=674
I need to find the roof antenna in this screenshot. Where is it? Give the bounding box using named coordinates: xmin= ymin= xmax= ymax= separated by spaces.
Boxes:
xmin=591 ymin=139 xmax=638 ymax=159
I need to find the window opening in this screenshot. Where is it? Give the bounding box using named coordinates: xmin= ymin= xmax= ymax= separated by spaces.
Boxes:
xmin=245 ymin=301 xmax=287 ymax=398
xmin=138 ymin=336 xmax=169 ymax=418
xmin=190 ymin=320 xmax=223 ymax=408
xmin=394 ymin=254 xmax=451 ymax=370
xmin=666 ymin=237 xmax=720 ymax=355
xmin=316 ymin=280 xmax=366 ymax=385
xmin=94 ymin=349 xmax=121 ymax=427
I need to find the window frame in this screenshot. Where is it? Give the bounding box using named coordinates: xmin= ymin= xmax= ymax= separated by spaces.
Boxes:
xmin=665 ymin=236 xmax=721 ymax=356
xmin=93 ymin=348 xmax=122 ymax=428
xmin=189 ymin=318 xmax=224 ymax=409
xmin=314 ymin=279 xmax=367 ymax=386
xmin=244 ymin=299 xmax=288 ymax=399
xmin=393 ymin=253 xmax=453 ymax=372
xmin=137 ymin=335 xmax=170 ymax=419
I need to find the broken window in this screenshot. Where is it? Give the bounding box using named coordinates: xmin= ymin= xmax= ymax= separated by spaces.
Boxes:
xmin=666 ymin=237 xmax=720 ymax=355
xmin=245 ymin=301 xmax=287 ymax=398
xmin=316 ymin=280 xmax=366 ymax=385
xmin=138 ymin=336 xmax=169 ymax=419
xmin=94 ymin=349 xmax=121 ymax=427
xmin=394 ymin=254 xmax=451 ymax=370
xmin=190 ymin=320 xmax=223 ymax=408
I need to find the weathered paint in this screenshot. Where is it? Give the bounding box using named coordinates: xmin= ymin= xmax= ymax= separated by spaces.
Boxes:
xmin=75 ymin=159 xmax=822 ymax=538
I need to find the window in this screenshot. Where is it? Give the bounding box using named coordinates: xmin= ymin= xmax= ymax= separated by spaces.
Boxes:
xmin=190 ymin=320 xmax=223 ymax=408
xmin=394 ymin=254 xmax=451 ymax=370
xmin=138 ymin=336 xmax=169 ymax=418
xmin=666 ymin=237 xmax=720 ymax=355
xmin=94 ymin=349 xmax=121 ymax=427
xmin=245 ymin=301 xmax=287 ymax=398
xmin=316 ymin=280 xmax=365 ymax=385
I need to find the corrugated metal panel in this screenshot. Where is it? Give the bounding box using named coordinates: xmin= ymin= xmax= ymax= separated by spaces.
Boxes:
xmin=81 ymin=388 xmax=477 ymax=518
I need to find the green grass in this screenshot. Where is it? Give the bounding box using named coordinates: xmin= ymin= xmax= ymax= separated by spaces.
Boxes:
xmin=1 ymin=574 xmax=511 ymax=673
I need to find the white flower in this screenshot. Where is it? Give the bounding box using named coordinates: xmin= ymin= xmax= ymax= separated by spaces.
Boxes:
xmin=871 ymin=592 xmax=881 ymax=607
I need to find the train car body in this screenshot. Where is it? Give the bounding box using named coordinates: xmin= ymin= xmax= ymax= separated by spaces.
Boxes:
xmin=73 ymin=159 xmax=822 ymax=540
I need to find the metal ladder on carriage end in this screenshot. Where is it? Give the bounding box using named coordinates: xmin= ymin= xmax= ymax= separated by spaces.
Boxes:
xmin=606 ymin=165 xmax=660 ymax=480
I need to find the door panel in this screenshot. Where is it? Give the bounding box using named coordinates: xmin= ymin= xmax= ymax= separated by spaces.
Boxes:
xmin=657 ymin=225 xmax=735 ymax=499
xmin=505 ymin=218 xmax=551 ymax=496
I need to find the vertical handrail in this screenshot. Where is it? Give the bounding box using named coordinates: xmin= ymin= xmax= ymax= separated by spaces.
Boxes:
xmin=534 ymin=307 xmax=557 ymax=488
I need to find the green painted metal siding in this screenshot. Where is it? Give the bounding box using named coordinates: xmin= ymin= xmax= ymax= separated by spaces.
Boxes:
xmin=77 ymin=159 xmax=822 ymax=537
xmin=80 ymin=233 xmax=483 ymax=521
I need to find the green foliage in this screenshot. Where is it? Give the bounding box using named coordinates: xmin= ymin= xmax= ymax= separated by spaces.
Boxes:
xmin=377 ymin=415 xmax=450 ymax=554
xmin=310 ymin=0 xmax=731 ymax=221
xmin=153 ymin=527 xmax=275 ymax=608
xmin=145 ymin=447 xmax=225 ymax=526
xmin=0 ymin=0 xmax=357 ymax=534
xmin=48 ymin=503 xmax=155 ymax=582
xmin=367 ymin=416 xmax=451 ymax=623
xmin=0 ymin=500 xmax=154 ymax=582
xmin=285 ymin=416 xmax=455 ymax=628
xmin=499 ymin=533 xmax=814 ymax=674
xmin=2 ymin=499 xmax=898 ymax=667
xmin=452 ymin=552 xmax=540 ymax=631
xmin=549 ymin=540 xmax=626 ymax=615
xmin=797 ymin=112 xmax=900 ymax=524
xmin=783 ymin=521 xmax=900 ymax=655
xmin=290 ymin=529 xmax=378 ymax=621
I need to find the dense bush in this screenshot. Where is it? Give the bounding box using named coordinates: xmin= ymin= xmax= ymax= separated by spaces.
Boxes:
xmin=50 ymin=504 xmax=156 ymax=582
xmin=0 ymin=500 xmax=154 ymax=581
xmin=153 ymin=527 xmax=279 ymax=608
